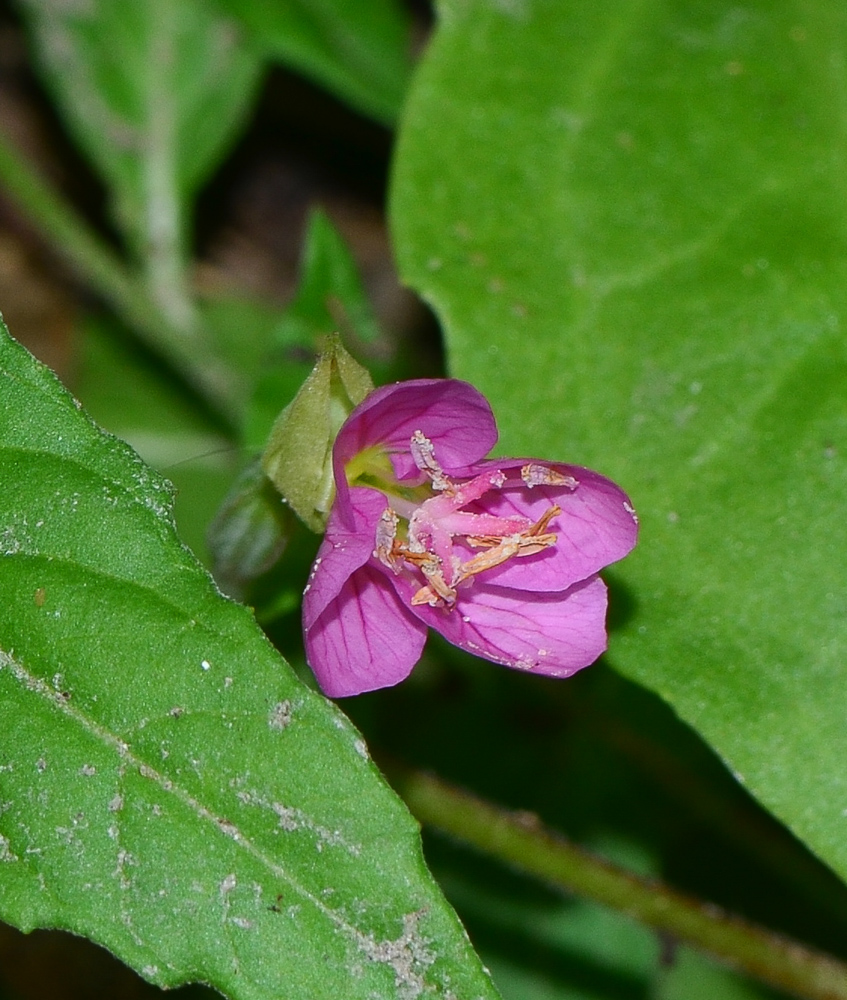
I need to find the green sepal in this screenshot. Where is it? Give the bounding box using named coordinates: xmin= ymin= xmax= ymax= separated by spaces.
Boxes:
xmin=261 ymin=334 xmax=374 ymax=532
xmin=206 ymin=457 xmax=293 ymax=599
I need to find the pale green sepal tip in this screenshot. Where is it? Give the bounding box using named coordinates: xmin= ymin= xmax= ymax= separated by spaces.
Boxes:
xmin=261 ymin=333 xmax=374 ymax=532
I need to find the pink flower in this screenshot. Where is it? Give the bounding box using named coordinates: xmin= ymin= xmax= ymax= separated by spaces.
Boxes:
xmin=303 ymin=379 xmax=638 ymax=697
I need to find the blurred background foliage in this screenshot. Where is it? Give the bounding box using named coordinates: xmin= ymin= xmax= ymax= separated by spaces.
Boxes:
xmin=0 ymin=1 xmax=845 ymax=998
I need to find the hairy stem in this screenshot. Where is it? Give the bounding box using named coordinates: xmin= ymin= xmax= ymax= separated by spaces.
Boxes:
xmin=142 ymin=3 xmax=199 ymax=338
xmin=394 ymin=767 xmax=847 ymax=1000
xmin=0 ymin=129 xmax=235 ymax=427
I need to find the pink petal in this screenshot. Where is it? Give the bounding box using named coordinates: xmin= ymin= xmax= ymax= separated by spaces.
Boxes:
xmin=404 ymin=575 xmax=610 ymax=677
xmin=304 ymin=564 xmax=427 ymax=697
xmin=465 ymin=460 xmax=638 ymax=592
xmin=303 ymin=487 xmax=387 ymax=630
xmin=334 ymin=379 xmax=498 ymax=485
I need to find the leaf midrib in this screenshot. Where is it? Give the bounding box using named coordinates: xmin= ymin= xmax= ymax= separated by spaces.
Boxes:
xmin=0 ymin=645 xmax=368 ymax=945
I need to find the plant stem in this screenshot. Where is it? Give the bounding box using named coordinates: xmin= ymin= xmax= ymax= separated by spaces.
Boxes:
xmin=142 ymin=3 xmax=200 ymax=340
xmin=0 ymin=129 xmax=236 ymax=428
xmin=393 ymin=767 xmax=847 ymax=1000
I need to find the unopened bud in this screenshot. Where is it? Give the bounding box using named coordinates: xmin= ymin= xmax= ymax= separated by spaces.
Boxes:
xmin=261 ymin=334 xmax=373 ymax=532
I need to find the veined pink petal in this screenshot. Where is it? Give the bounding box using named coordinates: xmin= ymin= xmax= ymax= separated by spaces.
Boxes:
xmin=303 ymin=487 xmax=387 ymax=630
xmin=304 ymin=564 xmax=427 ymax=697
xmin=334 ymin=379 xmax=498 ymax=485
xmin=405 ymin=575 xmax=610 ymax=677
xmin=304 ymin=376 xmax=637 ymax=696
xmin=465 ymin=460 xmax=638 ymax=592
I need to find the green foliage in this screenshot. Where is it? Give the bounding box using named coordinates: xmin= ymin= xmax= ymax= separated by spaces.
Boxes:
xmin=0 ymin=323 xmax=499 ymax=1000
xmin=2 ymin=0 xmax=847 ymax=996
xmin=285 ymin=209 xmax=382 ymax=348
xmin=211 ymin=0 xmax=413 ymax=123
xmin=657 ymin=948 xmax=783 ymax=1000
xmin=392 ymin=0 xmax=847 ymax=883
xmin=348 ymin=650 xmax=827 ymax=1000
xmin=430 ymin=836 xmax=663 ymax=1000
xmin=245 ymin=208 xmax=383 ymax=452
xmin=73 ymin=313 xmax=240 ymax=563
xmin=17 ymin=0 xmax=262 ymax=322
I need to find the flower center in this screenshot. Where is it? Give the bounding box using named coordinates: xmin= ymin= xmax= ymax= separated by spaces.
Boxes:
xmin=373 ymin=431 xmax=571 ymax=609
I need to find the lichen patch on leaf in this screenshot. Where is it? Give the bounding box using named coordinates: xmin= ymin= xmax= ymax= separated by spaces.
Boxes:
xmin=357 ymin=911 xmax=439 ymax=1000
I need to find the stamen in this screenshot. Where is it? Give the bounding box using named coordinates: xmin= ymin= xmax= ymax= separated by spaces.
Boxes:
xmin=410 ymin=430 xmax=452 ymax=491
xmin=393 ymin=547 xmax=455 ymax=603
xmin=521 ymin=464 xmax=578 ymax=489
xmin=410 ymin=556 xmax=457 ymax=607
xmin=374 ymin=507 xmax=399 ymax=569
xmin=411 ymin=584 xmax=443 ymax=607
xmin=528 ymin=504 xmax=561 ymax=536
xmin=454 ymin=506 xmax=560 ymax=586
xmin=374 ymin=437 xmax=564 ymax=610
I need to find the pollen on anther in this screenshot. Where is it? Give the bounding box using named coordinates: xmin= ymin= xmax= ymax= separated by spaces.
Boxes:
xmin=410 ymin=430 xmax=451 ymax=490
xmin=521 ymin=464 xmax=578 ymax=489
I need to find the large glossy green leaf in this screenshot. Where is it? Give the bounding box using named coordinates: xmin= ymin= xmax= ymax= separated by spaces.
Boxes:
xmin=17 ymin=0 xmax=261 ymax=263
xmin=0 ymin=322 xmax=500 ymax=1000
xmin=392 ymin=1 xmax=847 ymax=881
xmin=211 ymin=0 xmax=412 ymax=124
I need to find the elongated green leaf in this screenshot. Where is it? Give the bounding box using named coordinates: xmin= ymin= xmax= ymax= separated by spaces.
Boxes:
xmin=392 ymin=0 xmax=847 ymax=883
xmin=212 ymin=0 xmax=412 ymax=124
xmin=245 ymin=208 xmax=381 ymax=451
xmin=0 ymin=322 xmax=500 ymax=1000
xmin=17 ymin=0 xmax=261 ymax=293
xmin=429 ymin=835 xmax=662 ymax=1000
xmin=656 ymin=947 xmax=782 ymax=1000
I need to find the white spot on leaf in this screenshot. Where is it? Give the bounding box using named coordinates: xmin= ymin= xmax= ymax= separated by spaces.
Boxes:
xmin=269 ymin=700 xmax=292 ymax=731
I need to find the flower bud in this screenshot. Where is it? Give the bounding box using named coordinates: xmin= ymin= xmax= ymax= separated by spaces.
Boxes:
xmin=207 ymin=458 xmax=292 ymax=599
xmin=262 ymin=334 xmax=373 ymax=532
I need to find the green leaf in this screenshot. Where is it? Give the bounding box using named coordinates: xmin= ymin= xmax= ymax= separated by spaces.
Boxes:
xmin=211 ymin=0 xmax=412 ymax=124
xmin=201 ymin=296 xmax=289 ymax=417
xmin=73 ymin=313 xmax=239 ymax=564
xmin=655 ymin=947 xmax=785 ymax=1000
xmin=245 ymin=208 xmax=381 ymax=452
xmin=17 ymin=0 xmax=262 ymax=325
xmin=391 ymin=0 xmax=847 ymax=884
xmin=0 ymin=322 xmax=500 ymax=1000
xmin=289 ymin=209 xmax=382 ymax=348
xmin=429 ymin=834 xmax=662 ymax=1000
